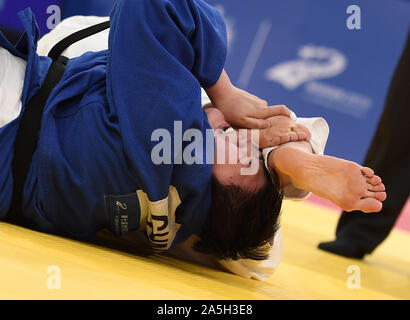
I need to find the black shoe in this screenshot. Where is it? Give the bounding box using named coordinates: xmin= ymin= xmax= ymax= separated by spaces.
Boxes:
xmin=318 ymin=239 xmax=371 ymax=259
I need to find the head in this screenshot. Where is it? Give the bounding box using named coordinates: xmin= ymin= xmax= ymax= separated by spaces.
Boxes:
xmin=204 ymin=106 xmax=267 ymax=190
xmin=193 ymin=106 xmax=284 ymax=260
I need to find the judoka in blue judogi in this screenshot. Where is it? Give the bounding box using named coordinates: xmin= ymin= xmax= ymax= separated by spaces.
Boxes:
xmin=0 ymin=0 xmax=228 ymax=249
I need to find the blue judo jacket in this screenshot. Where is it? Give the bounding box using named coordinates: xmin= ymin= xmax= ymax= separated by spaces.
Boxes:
xmin=0 ymin=0 xmax=227 ymax=249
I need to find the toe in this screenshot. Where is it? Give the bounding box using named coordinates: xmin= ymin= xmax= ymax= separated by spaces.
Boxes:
xmin=361 ymin=167 xmax=374 ymax=178
xmin=357 ymin=198 xmax=383 ymax=213
xmin=365 ymin=191 xmax=387 ymax=201
xmin=367 ymin=183 xmax=385 ymax=192
xmin=367 ymin=175 xmax=382 ymax=186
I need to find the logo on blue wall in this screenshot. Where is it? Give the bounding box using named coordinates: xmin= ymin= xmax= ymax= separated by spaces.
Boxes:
xmin=266 ymin=45 xmax=347 ymax=90
xmin=266 ymin=45 xmax=372 ymax=118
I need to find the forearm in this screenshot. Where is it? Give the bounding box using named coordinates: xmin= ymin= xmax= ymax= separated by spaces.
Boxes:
xmin=204 ymin=69 xmax=234 ymax=103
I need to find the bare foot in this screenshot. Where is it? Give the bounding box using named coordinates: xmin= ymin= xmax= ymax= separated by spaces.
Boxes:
xmin=274 ymin=148 xmax=386 ymax=213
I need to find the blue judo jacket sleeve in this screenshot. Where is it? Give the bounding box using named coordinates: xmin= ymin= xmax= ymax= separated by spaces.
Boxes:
xmin=106 ymin=0 xmax=227 ymax=241
xmin=109 ymin=0 xmax=227 ymax=89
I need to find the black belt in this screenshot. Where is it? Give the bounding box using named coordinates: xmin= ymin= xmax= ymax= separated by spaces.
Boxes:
xmin=5 ymin=20 xmax=110 ymax=226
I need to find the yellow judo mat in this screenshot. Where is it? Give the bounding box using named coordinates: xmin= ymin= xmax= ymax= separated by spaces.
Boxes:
xmin=0 ymin=200 xmax=409 ymax=300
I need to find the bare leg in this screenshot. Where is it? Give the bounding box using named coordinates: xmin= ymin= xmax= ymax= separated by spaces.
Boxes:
xmin=270 ymin=144 xmax=386 ymax=213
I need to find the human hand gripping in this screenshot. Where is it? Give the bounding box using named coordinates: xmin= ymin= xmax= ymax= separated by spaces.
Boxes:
xmin=205 ymin=70 xmax=292 ymax=129
xmin=258 ymin=115 xmax=312 ymax=149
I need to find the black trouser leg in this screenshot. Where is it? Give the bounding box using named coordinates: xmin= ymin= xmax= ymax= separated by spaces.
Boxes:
xmin=319 ymin=30 xmax=410 ymax=257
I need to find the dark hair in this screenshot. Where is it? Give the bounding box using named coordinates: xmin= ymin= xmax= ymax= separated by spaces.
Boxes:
xmin=193 ymin=168 xmax=283 ymax=261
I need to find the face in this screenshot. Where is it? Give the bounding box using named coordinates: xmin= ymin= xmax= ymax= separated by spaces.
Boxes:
xmin=205 ymin=107 xmax=267 ymax=192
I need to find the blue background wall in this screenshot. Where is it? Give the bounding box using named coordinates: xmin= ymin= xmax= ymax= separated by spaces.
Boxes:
xmin=205 ymin=0 xmax=410 ymax=163
xmin=1 ymin=0 xmax=409 ymax=163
